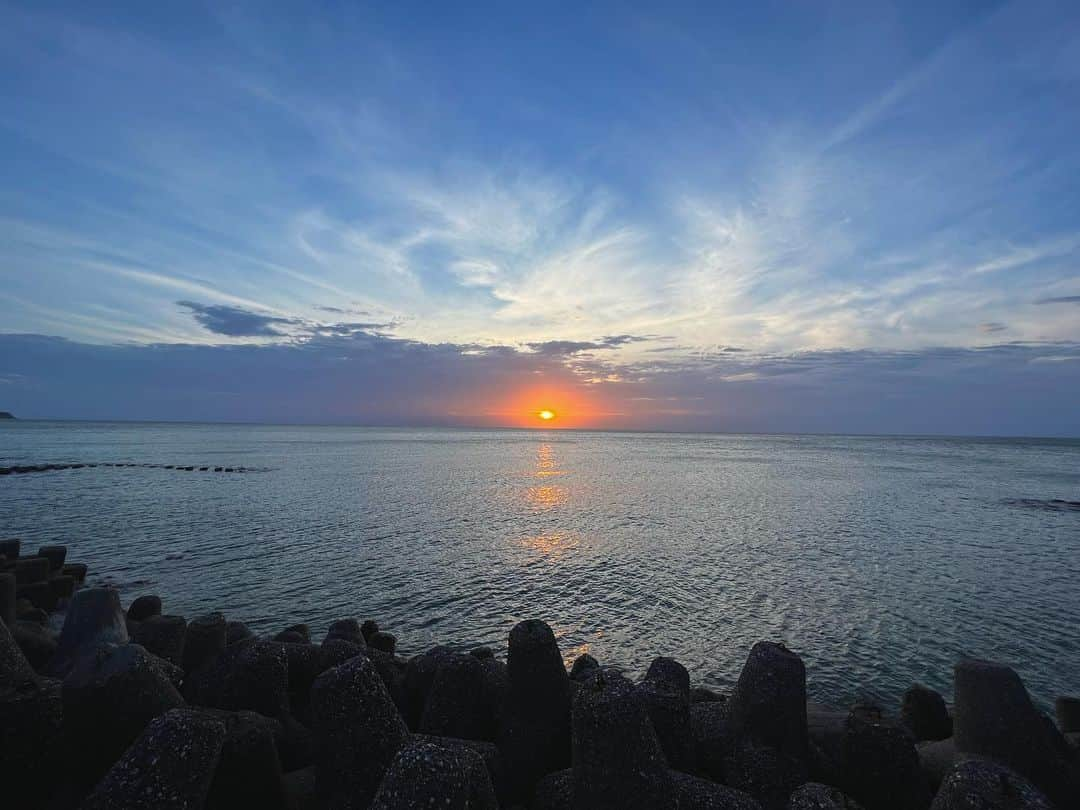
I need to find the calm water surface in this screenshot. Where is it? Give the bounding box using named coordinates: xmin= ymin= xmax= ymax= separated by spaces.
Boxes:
xmin=2 ymin=421 xmax=1078 ymax=710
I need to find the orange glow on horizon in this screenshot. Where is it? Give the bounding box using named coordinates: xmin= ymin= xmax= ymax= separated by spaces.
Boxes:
xmin=538 ymin=409 xmax=556 ymax=421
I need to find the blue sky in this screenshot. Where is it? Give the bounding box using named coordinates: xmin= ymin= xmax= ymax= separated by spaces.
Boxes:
xmin=1 ymin=1 xmax=1078 ymax=433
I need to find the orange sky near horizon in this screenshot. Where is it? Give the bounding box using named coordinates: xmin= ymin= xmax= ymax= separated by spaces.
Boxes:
xmin=480 ymin=382 xmax=621 ymax=429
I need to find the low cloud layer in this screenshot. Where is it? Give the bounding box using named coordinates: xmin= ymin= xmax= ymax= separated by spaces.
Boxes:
xmin=2 ymin=330 xmax=1077 ymax=436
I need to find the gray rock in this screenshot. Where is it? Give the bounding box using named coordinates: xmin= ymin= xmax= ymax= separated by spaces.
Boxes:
xmin=127 ymin=594 xmax=162 ymax=622
xmin=310 ymin=652 xmax=409 ymax=810
xmin=182 ymin=611 xmax=226 ymax=675
xmin=787 ymin=782 xmax=865 ymax=809
xmin=724 ymin=740 xmax=808 ymax=810
xmin=63 ymin=642 xmax=185 ymax=790
xmin=80 ymin=708 xmax=227 ymax=810
xmin=954 ymin=657 xmax=1080 ymax=808
xmin=132 ymin=614 xmax=187 ymax=666
xmin=902 ymin=684 xmax=953 ymax=741
xmin=691 ymin=686 xmax=725 ymax=703
xmin=0 ymin=539 xmax=20 ymax=559
xmin=499 ymin=619 xmax=572 ymax=804
xmin=571 ymin=668 xmax=675 ymax=810
xmin=930 ymin=759 xmax=1053 ymax=809
xmin=370 ymin=738 xmax=495 ymax=810
xmin=49 ymin=587 xmax=128 ymax=677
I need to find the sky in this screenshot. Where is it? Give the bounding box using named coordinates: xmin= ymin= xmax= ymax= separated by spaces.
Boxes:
xmin=1 ymin=0 xmax=1078 ymax=434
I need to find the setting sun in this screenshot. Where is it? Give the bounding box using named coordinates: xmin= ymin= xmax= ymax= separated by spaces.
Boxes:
xmin=538 ymin=409 xmax=556 ymax=421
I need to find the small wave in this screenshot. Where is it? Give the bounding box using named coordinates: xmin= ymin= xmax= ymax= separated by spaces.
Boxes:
xmin=1005 ymin=498 xmax=1080 ymax=512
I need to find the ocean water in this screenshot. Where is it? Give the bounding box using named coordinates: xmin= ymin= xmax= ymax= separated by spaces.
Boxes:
xmin=2 ymin=420 xmax=1078 ymax=710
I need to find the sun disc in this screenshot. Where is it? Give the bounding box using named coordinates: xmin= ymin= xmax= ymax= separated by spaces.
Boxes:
xmin=538 ymin=409 xmax=556 ymax=421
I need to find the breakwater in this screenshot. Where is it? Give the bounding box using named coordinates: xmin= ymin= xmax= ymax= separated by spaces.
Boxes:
xmin=2 ymin=540 xmax=1079 ymax=809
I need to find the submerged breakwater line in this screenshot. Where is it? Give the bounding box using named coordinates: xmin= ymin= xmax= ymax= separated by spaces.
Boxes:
xmin=3 ymin=538 xmax=1080 ymax=810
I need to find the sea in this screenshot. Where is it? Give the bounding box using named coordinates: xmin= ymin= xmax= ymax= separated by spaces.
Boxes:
xmin=2 ymin=420 xmax=1078 ymax=710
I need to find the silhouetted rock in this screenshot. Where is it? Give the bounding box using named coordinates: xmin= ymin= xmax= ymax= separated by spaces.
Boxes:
xmin=692 ymin=699 xmax=729 ymax=782
xmin=418 ymin=733 xmax=505 ymax=806
xmin=691 ymin=686 xmax=725 ymax=703
xmin=282 ymin=765 xmax=317 ymax=810
xmin=80 ymin=708 xmax=227 ymax=810
xmin=0 ymin=677 xmax=63 ymax=810
xmin=226 ymin=619 xmax=253 ymax=645
xmin=63 ymin=642 xmax=185 ymax=790
xmin=318 ymin=637 xmax=365 ymax=672
xmin=901 ymin=684 xmax=952 ymax=741
xmin=403 ymin=645 xmax=452 ymax=728
xmin=132 ymin=614 xmax=187 ymax=666
xmin=16 ymin=580 xmax=55 ymax=611
xmin=670 ymin=769 xmax=764 ymax=809
xmin=62 ymin=562 xmax=88 ymax=583
xmin=183 ymin=611 xmax=227 ymax=675
xmin=14 ymin=556 xmax=50 ymax=584
xmin=204 ymin=709 xmax=288 ymax=810
xmin=49 ymin=587 xmax=128 ymax=676
xmin=570 ymin=653 xmax=600 ymax=681
xmin=0 ymin=615 xmax=39 ymax=692
xmin=499 ymin=619 xmax=571 ymax=803
xmin=842 ymin=709 xmax=930 ymax=810
xmin=917 ymin=737 xmax=959 ymax=792
xmin=1056 ymin=696 xmax=1080 ymax=733
xmin=310 ymin=652 xmax=409 ymax=810
xmin=275 ymin=622 xmax=310 ymax=643
xmin=0 ymin=539 xmax=20 ymax=559
xmin=324 ymin=618 xmax=365 ymax=646
xmin=11 ymin=620 xmax=57 ymax=671
xmin=369 ymin=630 xmax=397 ymax=654
xmin=639 ymin=655 xmax=695 ymax=771
xmin=36 ymin=545 xmax=66 ymax=571
xmin=930 ymin=759 xmax=1053 ymax=810
xmin=420 ymin=651 xmax=494 ymax=740
xmin=471 ymin=645 xmax=495 ymax=659
xmin=49 ymin=573 xmax=75 ymax=601
xmin=370 ymin=738 xmax=497 ymax=810
xmin=0 ymin=572 xmax=15 ymax=626
xmin=275 ymin=629 xmax=307 ymax=644
xmin=188 ymin=638 xmax=290 ymax=717
xmin=787 ymin=782 xmax=864 ymax=809
xmin=571 ymin=668 xmax=675 ymax=810
xmin=361 ymin=618 xmax=380 ymax=642
xmin=127 ymin=594 xmax=162 ymax=622
xmin=727 ymin=642 xmax=808 ymax=761
xmin=954 ymin=657 xmax=1080 ymax=807
xmin=723 ymin=642 xmax=810 ymax=809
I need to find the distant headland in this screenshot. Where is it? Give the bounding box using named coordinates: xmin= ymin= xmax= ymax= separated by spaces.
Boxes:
xmin=0 ymin=411 xmax=14 ymax=419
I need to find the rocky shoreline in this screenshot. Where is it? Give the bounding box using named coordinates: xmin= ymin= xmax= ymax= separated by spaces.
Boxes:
xmin=2 ymin=539 xmax=1079 ymax=810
